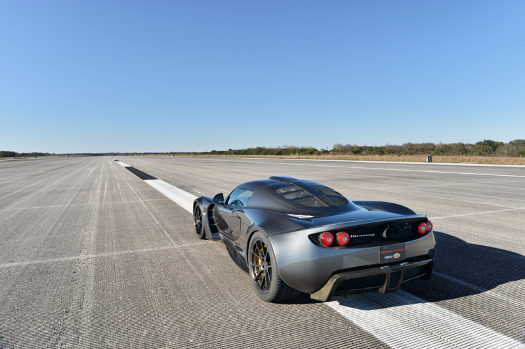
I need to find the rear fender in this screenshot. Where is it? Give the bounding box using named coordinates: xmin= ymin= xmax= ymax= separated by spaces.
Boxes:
xmin=243 ymin=211 xmax=306 ymax=263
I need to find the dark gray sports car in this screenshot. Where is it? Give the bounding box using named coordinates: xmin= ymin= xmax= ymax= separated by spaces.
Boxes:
xmin=193 ymin=176 xmax=435 ymax=302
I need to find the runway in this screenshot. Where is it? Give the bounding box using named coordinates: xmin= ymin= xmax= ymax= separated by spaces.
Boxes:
xmin=1 ymin=156 xmax=524 ymax=348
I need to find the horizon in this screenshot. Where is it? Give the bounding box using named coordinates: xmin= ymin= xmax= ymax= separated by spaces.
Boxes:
xmin=1 ymin=1 xmax=524 ymax=153
xmin=3 ymin=138 xmax=524 ymax=155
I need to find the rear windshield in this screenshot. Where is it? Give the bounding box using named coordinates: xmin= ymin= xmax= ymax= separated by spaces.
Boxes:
xmin=276 ymin=185 xmax=349 ymax=207
xmin=313 ymin=185 xmax=349 ymax=206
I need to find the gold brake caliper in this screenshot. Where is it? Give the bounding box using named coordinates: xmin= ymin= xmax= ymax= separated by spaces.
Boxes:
xmin=253 ymin=242 xmax=264 ymax=283
xmin=259 ymin=244 xmax=265 ymax=281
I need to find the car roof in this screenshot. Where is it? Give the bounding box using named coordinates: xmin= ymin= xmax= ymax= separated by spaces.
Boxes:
xmin=236 ymin=176 xmax=359 ymax=213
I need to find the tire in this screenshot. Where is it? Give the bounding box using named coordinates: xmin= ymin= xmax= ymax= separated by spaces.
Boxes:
xmin=193 ymin=206 xmax=206 ymax=239
xmin=248 ymin=231 xmax=301 ymax=302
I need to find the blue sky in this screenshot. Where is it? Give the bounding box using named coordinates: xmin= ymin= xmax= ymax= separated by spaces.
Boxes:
xmin=1 ymin=1 xmax=524 ymax=153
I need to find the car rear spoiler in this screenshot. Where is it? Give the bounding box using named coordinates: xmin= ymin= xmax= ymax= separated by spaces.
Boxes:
xmin=352 ymin=201 xmax=417 ymax=216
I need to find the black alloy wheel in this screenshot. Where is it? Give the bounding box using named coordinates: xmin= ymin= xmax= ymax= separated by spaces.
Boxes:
xmin=248 ymin=231 xmax=301 ymax=302
xmin=194 ymin=207 xmax=206 ymax=239
xmin=250 ymin=238 xmax=272 ymax=293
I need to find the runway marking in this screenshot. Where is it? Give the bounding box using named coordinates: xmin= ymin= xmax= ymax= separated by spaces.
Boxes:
xmin=432 ymin=207 xmax=525 ymax=220
xmin=0 ymin=243 xmax=210 ymax=268
xmin=127 ymin=181 xmax=205 ymax=282
xmin=126 ymin=166 xmax=157 ymax=180
xmin=331 ymin=180 xmax=525 ymax=212
xmin=194 ymin=189 xmax=206 ymax=196
xmin=326 ymin=290 xmax=525 ymax=349
xmin=144 ymin=179 xmax=196 ymax=213
xmin=118 ymin=164 xmax=525 ymax=349
xmin=434 ymin=272 xmax=525 ymax=308
xmin=103 ymin=181 xmax=108 ymax=204
xmin=442 ymin=226 xmax=525 ymax=246
xmin=127 ymin=183 xmax=178 ymax=246
xmin=0 ymin=199 xmax=170 ymax=212
xmin=197 ymin=158 xmax=525 ymax=178
xmin=116 ymin=161 xmax=131 ymax=167
xmin=287 ymin=157 xmax=525 ymax=168
xmin=179 ymin=156 xmax=525 ymax=168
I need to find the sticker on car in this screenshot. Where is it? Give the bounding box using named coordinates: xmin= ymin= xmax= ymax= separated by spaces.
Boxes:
xmin=380 ymin=244 xmax=405 ymax=263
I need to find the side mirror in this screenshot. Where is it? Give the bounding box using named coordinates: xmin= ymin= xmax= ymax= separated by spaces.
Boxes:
xmin=213 ymin=193 xmax=224 ymax=204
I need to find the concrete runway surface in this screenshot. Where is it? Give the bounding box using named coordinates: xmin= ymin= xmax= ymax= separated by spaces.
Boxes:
xmin=0 ymin=156 xmax=524 ymax=348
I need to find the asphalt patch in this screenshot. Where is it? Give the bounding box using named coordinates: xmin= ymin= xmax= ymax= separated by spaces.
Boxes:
xmin=126 ymin=167 xmax=157 ymax=180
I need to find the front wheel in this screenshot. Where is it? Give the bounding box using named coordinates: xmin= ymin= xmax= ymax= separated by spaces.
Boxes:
xmin=248 ymin=231 xmax=300 ymax=302
xmin=193 ymin=206 xmax=206 ymax=239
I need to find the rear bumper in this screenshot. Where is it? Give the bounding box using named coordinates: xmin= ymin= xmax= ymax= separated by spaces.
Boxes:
xmin=268 ymin=230 xmax=435 ymax=295
xmin=310 ymin=258 xmax=433 ymax=301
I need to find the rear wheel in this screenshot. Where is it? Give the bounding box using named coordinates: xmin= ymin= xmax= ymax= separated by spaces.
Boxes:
xmin=248 ymin=231 xmax=300 ymax=302
xmin=193 ymin=206 xmax=206 ymax=239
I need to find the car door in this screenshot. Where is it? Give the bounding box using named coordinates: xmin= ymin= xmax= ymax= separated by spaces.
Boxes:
xmin=214 ymin=187 xmax=253 ymax=244
xmin=214 ymin=203 xmax=241 ymax=239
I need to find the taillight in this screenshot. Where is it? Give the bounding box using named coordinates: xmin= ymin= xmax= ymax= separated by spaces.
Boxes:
xmin=336 ymin=232 xmax=350 ymax=246
xmin=319 ymin=232 xmax=334 ymax=246
xmin=417 ymin=222 xmax=427 ymax=234
xmin=426 ymin=221 xmax=433 ymax=232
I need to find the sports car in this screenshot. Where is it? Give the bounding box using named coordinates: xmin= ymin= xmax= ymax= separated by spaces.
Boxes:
xmin=193 ymin=176 xmax=435 ymax=302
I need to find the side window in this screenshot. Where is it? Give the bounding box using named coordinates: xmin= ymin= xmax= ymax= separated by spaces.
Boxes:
xmin=226 ymin=187 xmax=254 ymax=207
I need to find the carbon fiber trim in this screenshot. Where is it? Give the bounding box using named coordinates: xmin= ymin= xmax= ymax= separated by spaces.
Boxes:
xmin=310 ymin=259 xmax=433 ymax=301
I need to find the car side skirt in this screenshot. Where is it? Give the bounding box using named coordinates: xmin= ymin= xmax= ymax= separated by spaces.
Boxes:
xmin=223 ymin=238 xmax=249 ymax=273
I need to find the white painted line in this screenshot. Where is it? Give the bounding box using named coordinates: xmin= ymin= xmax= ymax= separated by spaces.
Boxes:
xmin=326 ymin=291 xmax=525 ymax=349
xmin=434 ymin=272 xmax=525 ymax=308
xmin=177 ymin=156 xmax=525 ymax=168
xmin=432 ymin=207 xmax=525 ymax=220
xmin=442 ymin=226 xmax=525 ymax=246
xmin=103 ymin=181 xmax=108 ymax=204
xmin=194 ymin=189 xmax=206 ymax=196
xmin=193 ymin=159 xmax=525 ymax=178
xmin=0 ymin=199 xmax=170 ymax=212
xmin=116 ymin=161 xmax=131 ymax=167
xmin=0 ymin=243 xmax=212 ymax=269
xmin=127 ymin=181 xmax=205 ymax=283
xmin=274 ymin=157 xmax=525 ymax=168
xmin=144 ymin=179 xmax=196 ymax=213
xmin=131 ymin=168 xmax=525 ymax=349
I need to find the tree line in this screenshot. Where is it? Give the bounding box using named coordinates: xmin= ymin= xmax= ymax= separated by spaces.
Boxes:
xmin=200 ymin=139 xmax=525 ymax=157
xmin=330 ymin=139 xmax=525 ymax=157
xmin=0 ymin=151 xmax=52 ymax=158
xmin=3 ymin=139 xmax=525 ymax=158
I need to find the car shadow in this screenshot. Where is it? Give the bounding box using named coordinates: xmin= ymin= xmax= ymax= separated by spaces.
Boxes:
xmin=281 ymin=231 xmax=525 ymax=307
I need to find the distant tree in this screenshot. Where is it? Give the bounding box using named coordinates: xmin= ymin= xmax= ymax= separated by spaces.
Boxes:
xmin=0 ymin=151 xmax=17 ymax=157
xmin=476 ymin=140 xmax=503 ymax=153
